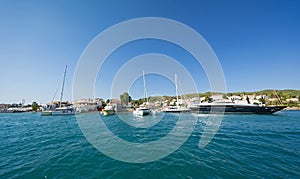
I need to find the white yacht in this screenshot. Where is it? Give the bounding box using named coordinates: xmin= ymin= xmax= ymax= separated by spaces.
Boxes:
xmin=133 ymin=107 xmax=151 ymax=116
xmin=101 ymin=105 xmax=115 ymax=116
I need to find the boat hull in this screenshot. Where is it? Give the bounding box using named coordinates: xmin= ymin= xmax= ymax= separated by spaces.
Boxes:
xmin=51 ymin=107 xmax=77 ymax=116
xmin=41 ymin=111 xmax=52 ymax=116
xmin=101 ymin=110 xmax=115 ymax=116
xmin=52 ymin=111 xmax=76 ymax=116
xmin=163 ymin=109 xmax=191 ymax=113
xmin=189 ymin=105 xmax=286 ymax=114
xmin=133 ymin=109 xmax=150 ymax=116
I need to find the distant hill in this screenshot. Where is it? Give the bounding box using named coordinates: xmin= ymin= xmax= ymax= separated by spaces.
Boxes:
xmin=182 ymin=89 xmax=300 ymax=98
xmin=143 ymin=89 xmax=300 ymax=101
xmin=254 ymin=89 xmax=300 ymax=97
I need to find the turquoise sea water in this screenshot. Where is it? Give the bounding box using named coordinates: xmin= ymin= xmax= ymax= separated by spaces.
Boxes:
xmin=0 ymin=111 xmax=299 ymax=178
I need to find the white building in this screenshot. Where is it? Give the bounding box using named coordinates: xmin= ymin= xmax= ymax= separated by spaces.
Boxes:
xmin=73 ymin=98 xmax=102 ymax=112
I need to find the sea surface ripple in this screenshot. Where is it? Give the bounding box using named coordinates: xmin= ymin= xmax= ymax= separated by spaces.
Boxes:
xmin=0 ymin=111 xmax=299 ymax=178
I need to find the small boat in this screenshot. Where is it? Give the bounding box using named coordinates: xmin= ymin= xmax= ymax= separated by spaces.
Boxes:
xmin=133 ymin=107 xmax=151 ymax=116
xmin=101 ymin=105 xmax=115 ymax=116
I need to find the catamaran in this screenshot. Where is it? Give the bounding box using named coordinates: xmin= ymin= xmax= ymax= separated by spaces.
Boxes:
xmin=41 ymin=66 xmax=76 ymax=116
xmin=133 ymin=70 xmax=151 ymax=116
xmin=163 ymin=74 xmax=190 ymax=113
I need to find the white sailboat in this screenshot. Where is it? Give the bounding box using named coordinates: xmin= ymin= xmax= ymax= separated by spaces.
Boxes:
xmin=163 ymin=74 xmax=190 ymax=113
xmin=133 ymin=70 xmax=150 ymax=116
xmin=41 ymin=65 xmax=76 ymax=116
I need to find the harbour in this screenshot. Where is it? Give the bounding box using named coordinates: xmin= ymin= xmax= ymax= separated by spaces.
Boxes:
xmin=1 ymin=1 xmax=300 ymax=178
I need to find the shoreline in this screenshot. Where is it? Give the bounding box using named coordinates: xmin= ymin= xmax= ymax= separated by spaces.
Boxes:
xmin=283 ymin=107 xmax=300 ymax=111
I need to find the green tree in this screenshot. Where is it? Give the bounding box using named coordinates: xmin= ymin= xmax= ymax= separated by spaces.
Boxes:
xmin=205 ymin=95 xmax=212 ymax=102
xmin=120 ymin=92 xmax=131 ymax=106
xmin=32 ymin=102 xmax=39 ymax=111
xmin=132 ymin=100 xmax=140 ymax=107
xmin=258 ymin=97 xmax=266 ymax=104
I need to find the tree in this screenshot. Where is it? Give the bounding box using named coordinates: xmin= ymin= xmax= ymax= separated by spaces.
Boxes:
xmin=120 ymin=92 xmax=131 ymax=106
xmin=132 ymin=100 xmax=140 ymax=107
xmin=205 ymin=95 xmax=212 ymax=102
xmin=258 ymin=97 xmax=266 ymax=104
xmin=32 ymin=102 xmax=39 ymax=111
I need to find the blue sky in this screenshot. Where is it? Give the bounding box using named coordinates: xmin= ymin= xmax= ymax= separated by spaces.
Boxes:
xmin=0 ymin=0 xmax=299 ymax=104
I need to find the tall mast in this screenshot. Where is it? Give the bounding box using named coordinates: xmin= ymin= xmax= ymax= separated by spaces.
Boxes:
xmin=143 ymin=70 xmax=148 ymax=103
xmin=60 ymin=65 xmax=67 ymax=108
xmin=175 ymin=74 xmax=179 ymax=107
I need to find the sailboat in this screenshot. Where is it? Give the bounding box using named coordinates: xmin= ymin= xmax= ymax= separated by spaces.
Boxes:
xmin=41 ymin=66 xmax=76 ymax=116
xmin=133 ymin=70 xmax=151 ymax=116
xmin=163 ymin=74 xmax=190 ymax=113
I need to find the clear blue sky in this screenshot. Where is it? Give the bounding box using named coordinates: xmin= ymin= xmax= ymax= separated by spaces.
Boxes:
xmin=0 ymin=0 xmax=299 ymax=104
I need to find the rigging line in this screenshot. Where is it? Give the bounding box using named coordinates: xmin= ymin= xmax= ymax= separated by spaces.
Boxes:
xmin=65 ymin=74 xmax=72 ymax=103
xmin=177 ymin=77 xmax=186 ymax=101
xmin=175 ymin=74 xmax=179 ymax=106
xmin=273 ymin=89 xmax=283 ymax=105
xmin=59 ymin=65 xmax=67 ymax=108
xmin=51 ymin=83 xmax=60 ymax=103
xmin=143 ymin=70 xmax=148 ymax=103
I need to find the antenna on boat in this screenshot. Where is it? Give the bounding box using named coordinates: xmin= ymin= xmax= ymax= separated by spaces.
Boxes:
xmin=60 ymin=65 xmax=67 ymax=108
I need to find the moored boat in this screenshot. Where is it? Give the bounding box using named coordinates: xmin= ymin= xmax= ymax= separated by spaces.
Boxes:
xmin=51 ymin=107 xmax=77 ymax=115
xmin=133 ymin=70 xmax=151 ymax=116
xmin=41 ymin=65 xmax=77 ymax=116
xmin=162 ymin=106 xmax=190 ymax=113
xmin=41 ymin=110 xmax=52 ymax=116
xmin=101 ymin=105 xmax=115 ymax=116
xmin=133 ymin=107 xmax=151 ymax=116
xmin=162 ymin=74 xmax=190 ymax=113
xmin=189 ymin=102 xmax=286 ymax=114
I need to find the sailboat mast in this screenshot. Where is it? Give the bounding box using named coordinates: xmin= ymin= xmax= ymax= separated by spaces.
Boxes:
xmin=60 ymin=65 xmax=67 ymax=108
xmin=143 ymin=70 xmax=148 ymax=103
xmin=175 ymin=74 xmax=179 ymax=107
